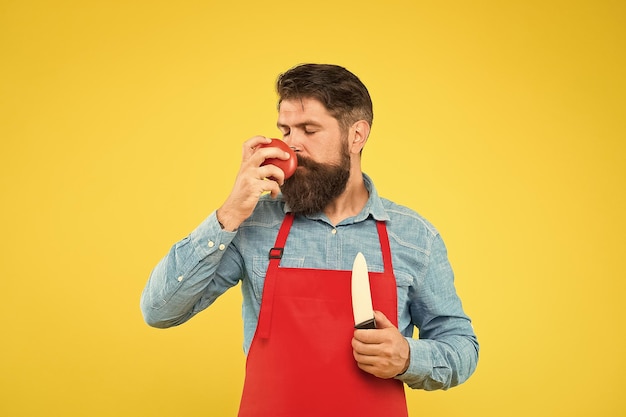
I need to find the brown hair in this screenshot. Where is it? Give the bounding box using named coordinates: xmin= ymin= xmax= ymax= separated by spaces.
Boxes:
xmin=276 ymin=64 xmax=373 ymax=131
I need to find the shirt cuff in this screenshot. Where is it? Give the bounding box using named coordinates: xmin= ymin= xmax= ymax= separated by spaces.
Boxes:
xmin=395 ymin=338 xmax=432 ymax=385
xmin=189 ymin=210 xmax=238 ymax=259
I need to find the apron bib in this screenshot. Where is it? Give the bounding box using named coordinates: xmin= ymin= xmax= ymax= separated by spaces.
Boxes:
xmin=238 ymin=214 xmax=408 ymax=417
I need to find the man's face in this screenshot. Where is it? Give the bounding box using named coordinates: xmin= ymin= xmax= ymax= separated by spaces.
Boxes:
xmin=277 ymin=97 xmax=345 ymax=165
xmin=277 ymin=98 xmax=351 ymax=215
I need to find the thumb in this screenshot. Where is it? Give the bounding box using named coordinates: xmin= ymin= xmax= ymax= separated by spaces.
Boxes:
xmin=373 ymin=310 xmax=395 ymax=329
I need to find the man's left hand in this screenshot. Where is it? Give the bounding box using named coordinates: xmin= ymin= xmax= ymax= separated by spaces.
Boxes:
xmin=352 ymin=310 xmax=410 ymax=379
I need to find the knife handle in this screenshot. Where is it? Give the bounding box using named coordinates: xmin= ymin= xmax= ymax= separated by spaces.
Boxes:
xmin=355 ymin=318 xmax=376 ymax=329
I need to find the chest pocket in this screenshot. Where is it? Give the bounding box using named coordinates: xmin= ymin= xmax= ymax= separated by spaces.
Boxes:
xmin=251 ymin=256 xmax=305 ymax=300
xmin=393 ymin=270 xmax=414 ymax=334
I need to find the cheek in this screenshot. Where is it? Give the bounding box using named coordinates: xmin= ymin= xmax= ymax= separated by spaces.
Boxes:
xmin=303 ymin=134 xmax=345 ymax=163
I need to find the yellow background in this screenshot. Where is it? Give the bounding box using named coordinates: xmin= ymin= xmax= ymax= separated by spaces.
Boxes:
xmin=1 ymin=0 xmax=624 ymax=415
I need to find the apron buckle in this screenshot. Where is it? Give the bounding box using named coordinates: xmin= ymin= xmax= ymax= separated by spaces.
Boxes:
xmin=268 ymin=247 xmax=284 ymax=260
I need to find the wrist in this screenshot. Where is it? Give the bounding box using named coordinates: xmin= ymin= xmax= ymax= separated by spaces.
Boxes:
xmin=397 ymin=339 xmax=411 ymax=376
xmin=216 ymin=208 xmax=240 ymax=232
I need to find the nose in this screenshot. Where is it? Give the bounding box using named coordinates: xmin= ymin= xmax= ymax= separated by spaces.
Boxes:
xmin=283 ymin=135 xmax=301 ymax=152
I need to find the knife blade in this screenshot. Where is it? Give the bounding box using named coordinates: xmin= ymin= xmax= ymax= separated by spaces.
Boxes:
xmin=351 ymin=252 xmax=376 ymax=329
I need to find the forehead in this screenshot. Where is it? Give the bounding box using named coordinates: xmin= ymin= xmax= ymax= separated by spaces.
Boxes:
xmin=277 ymin=98 xmax=335 ymax=124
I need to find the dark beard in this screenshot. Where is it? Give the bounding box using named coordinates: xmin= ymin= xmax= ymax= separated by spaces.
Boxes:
xmin=281 ymin=148 xmax=351 ymax=216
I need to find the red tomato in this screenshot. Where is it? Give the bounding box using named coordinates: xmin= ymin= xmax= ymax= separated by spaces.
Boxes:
xmin=259 ymin=139 xmax=297 ymax=179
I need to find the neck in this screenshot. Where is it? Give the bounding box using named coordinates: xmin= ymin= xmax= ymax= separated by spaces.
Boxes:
xmin=324 ymin=171 xmax=369 ymax=225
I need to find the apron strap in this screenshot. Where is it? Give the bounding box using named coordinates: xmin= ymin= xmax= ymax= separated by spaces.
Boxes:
xmin=256 ymin=213 xmax=295 ymax=339
xmin=376 ymin=220 xmax=394 ymax=274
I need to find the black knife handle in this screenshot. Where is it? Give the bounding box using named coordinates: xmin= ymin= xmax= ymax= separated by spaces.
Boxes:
xmin=355 ymin=318 xmax=376 ymax=329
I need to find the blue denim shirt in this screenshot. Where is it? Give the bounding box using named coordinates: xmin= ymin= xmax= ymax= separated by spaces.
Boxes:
xmin=141 ymin=174 xmax=479 ymax=390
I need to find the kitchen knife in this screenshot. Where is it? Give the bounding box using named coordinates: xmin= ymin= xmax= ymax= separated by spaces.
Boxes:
xmin=351 ymin=252 xmax=376 ymax=329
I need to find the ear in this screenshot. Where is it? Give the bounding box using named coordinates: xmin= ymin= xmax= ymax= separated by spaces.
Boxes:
xmin=349 ymin=120 xmax=370 ymax=154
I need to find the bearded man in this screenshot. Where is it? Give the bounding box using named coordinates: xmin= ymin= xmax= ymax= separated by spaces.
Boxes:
xmin=141 ymin=63 xmax=479 ymax=417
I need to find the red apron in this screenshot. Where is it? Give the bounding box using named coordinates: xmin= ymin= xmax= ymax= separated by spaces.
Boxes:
xmin=238 ymin=213 xmax=408 ymax=417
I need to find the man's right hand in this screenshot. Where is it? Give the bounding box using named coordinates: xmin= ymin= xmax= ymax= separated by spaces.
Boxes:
xmin=216 ymin=136 xmax=292 ymax=231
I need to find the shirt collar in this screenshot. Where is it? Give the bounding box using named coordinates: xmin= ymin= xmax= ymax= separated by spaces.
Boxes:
xmin=360 ymin=173 xmax=390 ymax=222
xmin=282 ymin=173 xmax=390 ymax=224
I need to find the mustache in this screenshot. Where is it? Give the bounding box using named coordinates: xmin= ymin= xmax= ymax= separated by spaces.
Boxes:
xmin=295 ymin=154 xmax=315 ymax=168
xmin=295 ymin=154 xmax=342 ymax=170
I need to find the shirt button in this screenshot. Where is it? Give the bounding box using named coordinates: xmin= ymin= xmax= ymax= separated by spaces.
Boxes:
xmin=218 ymin=244 xmax=226 ymax=251
xmin=331 ymin=229 xmax=337 ymax=235
xmin=208 ymin=241 xmax=215 ymax=248
xmin=177 ymin=275 xmax=184 ymax=282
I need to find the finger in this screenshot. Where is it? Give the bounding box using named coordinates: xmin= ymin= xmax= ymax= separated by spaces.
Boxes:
xmin=258 ymin=165 xmax=286 ymax=185
xmin=356 ymin=361 xmax=396 ymax=379
xmin=256 ymin=147 xmax=292 ymax=164
xmin=354 ymin=322 xmax=395 ymax=344
xmin=269 ymin=187 xmax=281 ymax=199
xmin=245 ymin=137 xmax=292 ymax=162
xmin=353 ymin=328 xmax=380 ymax=344
xmin=374 ymin=310 xmax=395 ymax=329
xmin=353 ymin=350 xmax=377 ymax=366
xmin=266 ymin=179 xmax=283 ymax=199
xmin=351 ymin=337 xmax=380 ymax=356
xmin=243 ymin=136 xmax=272 ymax=158
xmin=353 ymin=340 xmax=378 ymax=363
xmin=353 ymin=351 xmax=391 ymax=379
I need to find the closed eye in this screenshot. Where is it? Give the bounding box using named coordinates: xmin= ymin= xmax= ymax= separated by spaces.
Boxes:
xmin=277 ymin=121 xmax=322 ymax=137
